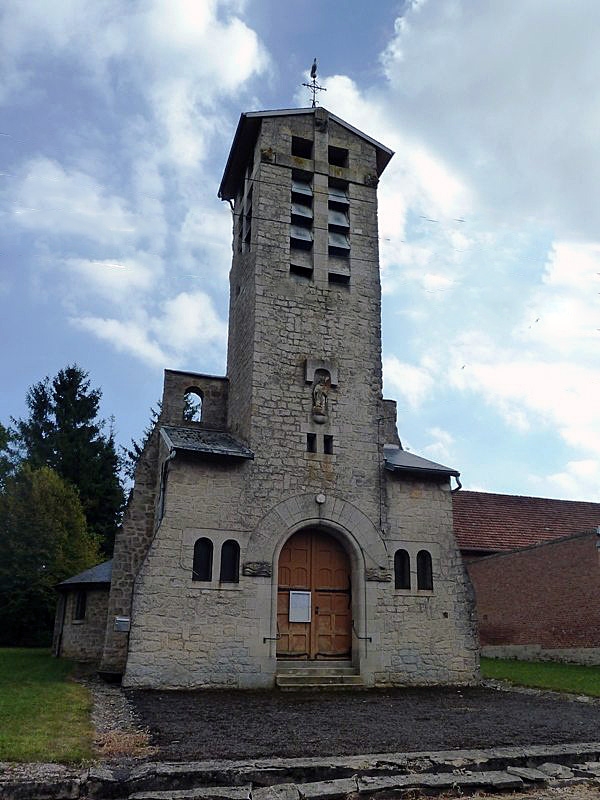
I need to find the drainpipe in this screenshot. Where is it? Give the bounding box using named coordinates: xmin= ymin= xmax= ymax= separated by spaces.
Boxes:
xmin=451 ymin=476 xmax=463 ymax=494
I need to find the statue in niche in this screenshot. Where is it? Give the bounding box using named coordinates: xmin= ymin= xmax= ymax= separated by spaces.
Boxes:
xmin=312 ymin=371 xmax=331 ymax=423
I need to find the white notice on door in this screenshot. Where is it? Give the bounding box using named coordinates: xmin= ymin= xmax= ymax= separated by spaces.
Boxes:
xmin=289 ymin=591 xmax=311 ymax=623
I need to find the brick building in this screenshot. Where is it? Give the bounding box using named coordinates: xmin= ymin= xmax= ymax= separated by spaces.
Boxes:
xmin=71 ymin=106 xmax=480 ymax=690
xmin=468 ymin=530 xmax=600 ymax=664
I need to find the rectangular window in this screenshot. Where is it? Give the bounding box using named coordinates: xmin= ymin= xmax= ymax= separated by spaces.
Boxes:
xmin=306 ymin=433 xmax=317 ymax=453
xmin=290 ymin=264 xmax=313 ymax=281
xmin=292 ymin=136 xmax=313 ymax=159
xmin=324 ymin=435 xmax=334 ymax=455
xmin=328 ymin=145 xmax=349 ymax=168
xmin=328 ymin=272 xmax=350 ymax=286
xmin=74 ymin=591 xmax=86 ymax=621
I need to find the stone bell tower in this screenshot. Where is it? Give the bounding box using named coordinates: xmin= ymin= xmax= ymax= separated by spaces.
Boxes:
xmin=219 ymin=107 xmax=394 ymax=515
xmin=111 ymin=105 xmax=478 ymax=690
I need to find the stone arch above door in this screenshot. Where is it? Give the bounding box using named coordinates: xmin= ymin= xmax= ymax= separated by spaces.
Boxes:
xmin=242 ymin=493 xmax=389 ymax=578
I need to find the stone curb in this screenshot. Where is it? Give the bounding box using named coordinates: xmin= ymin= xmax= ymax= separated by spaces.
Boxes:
xmin=2 ymin=743 xmax=600 ymax=800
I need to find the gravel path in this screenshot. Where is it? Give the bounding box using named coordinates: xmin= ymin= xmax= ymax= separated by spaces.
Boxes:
xmin=127 ymin=684 xmax=600 ymax=761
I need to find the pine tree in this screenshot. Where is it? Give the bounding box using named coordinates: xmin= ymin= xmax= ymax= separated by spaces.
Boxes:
xmin=12 ymin=365 xmax=125 ymax=556
xmin=0 ymin=465 xmax=101 ymax=646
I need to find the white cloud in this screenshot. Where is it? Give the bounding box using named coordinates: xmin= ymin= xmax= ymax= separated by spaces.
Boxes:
xmin=11 ymin=158 xmax=140 ymax=246
xmin=383 ymin=355 xmax=435 ymax=410
xmin=380 ymin=0 xmax=600 ymax=240
xmin=63 ymin=256 xmax=162 ymax=304
xmin=72 ymin=289 xmax=227 ymax=369
xmin=531 ymin=460 xmax=600 ymax=502
xmin=73 ymin=316 xmax=169 ymax=368
xmin=422 ymin=427 xmax=455 ymax=464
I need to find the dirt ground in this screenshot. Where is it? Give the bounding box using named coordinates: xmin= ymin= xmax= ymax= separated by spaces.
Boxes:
xmin=127 ymin=685 xmax=600 ymax=761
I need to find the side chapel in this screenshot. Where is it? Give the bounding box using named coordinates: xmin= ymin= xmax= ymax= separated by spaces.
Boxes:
xmin=87 ymin=107 xmax=478 ymax=688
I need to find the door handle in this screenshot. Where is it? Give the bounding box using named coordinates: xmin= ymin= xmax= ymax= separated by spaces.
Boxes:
xmin=315 ymin=606 xmax=319 ymax=614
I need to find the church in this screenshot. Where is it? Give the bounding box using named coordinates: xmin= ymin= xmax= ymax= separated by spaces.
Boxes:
xmin=55 ymin=106 xmax=479 ymax=689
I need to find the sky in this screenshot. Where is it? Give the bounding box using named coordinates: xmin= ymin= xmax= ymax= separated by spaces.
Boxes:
xmin=1 ymin=0 xmax=599 ymax=502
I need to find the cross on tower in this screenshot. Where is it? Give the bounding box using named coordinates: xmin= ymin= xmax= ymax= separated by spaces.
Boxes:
xmin=302 ymin=58 xmax=327 ymax=108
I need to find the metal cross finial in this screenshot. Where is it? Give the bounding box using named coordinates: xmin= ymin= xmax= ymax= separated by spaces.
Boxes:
xmin=302 ymin=58 xmax=326 ymax=108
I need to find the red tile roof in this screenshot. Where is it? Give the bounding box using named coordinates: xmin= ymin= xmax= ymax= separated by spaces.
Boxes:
xmin=452 ymin=490 xmax=600 ymax=553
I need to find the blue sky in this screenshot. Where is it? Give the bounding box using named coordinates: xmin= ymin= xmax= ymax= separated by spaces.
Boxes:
xmin=1 ymin=0 xmax=599 ymax=501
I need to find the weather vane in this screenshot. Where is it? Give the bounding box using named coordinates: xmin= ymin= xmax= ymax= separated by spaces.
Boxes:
xmin=302 ymin=58 xmax=326 ymax=108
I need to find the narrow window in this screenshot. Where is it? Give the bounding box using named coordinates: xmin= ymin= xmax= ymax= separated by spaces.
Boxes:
xmin=394 ymin=550 xmax=411 ymax=590
xmin=220 ymin=540 xmax=240 ymax=583
xmin=306 ymin=433 xmax=317 ymax=453
xmin=158 ymin=461 xmax=169 ymax=523
xmin=183 ymin=389 xmax=203 ymax=422
xmin=74 ymin=591 xmax=87 ymax=621
xmin=192 ymin=538 xmax=213 ymax=581
xmin=324 ymin=435 xmax=334 ymax=455
xmin=417 ymin=550 xmax=433 ymax=591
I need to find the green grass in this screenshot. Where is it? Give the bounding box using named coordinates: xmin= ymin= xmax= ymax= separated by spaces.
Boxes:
xmin=481 ymin=656 xmax=600 ymax=697
xmin=0 ymin=648 xmax=94 ymax=763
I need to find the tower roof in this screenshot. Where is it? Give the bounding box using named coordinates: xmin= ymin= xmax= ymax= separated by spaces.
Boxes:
xmin=218 ymin=107 xmax=394 ymax=201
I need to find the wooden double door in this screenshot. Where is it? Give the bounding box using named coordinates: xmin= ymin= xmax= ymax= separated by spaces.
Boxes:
xmin=277 ymin=529 xmax=352 ymax=659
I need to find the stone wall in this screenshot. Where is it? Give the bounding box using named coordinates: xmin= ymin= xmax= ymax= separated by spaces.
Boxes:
xmin=469 ymin=530 xmax=600 ymax=662
xmin=372 ymin=476 xmax=480 ymax=685
xmin=56 ymin=589 xmax=110 ymax=662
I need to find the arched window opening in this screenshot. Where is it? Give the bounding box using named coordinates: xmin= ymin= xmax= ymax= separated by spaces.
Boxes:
xmin=394 ymin=549 xmax=411 ymax=590
xmin=220 ymin=540 xmax=240 ymax=583
xmin=183 ymin=389 xmax=203 ymax=422
xmin=192 ymin=537 xmax=213 ymax=581
xmin=417 ymin=550 xmax=433 ymax=591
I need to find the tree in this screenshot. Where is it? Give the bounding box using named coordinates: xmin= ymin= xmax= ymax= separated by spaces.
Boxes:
xmin=0 ymin=422 xmax=16 ymax=489
xmin=12 ymin=365 xmax=125 ymax=556
xmin=0 ymin=465 xmax=101 ymax=646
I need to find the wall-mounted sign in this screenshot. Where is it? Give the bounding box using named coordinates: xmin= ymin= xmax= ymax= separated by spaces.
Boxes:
xmin=289 ymin=591 xmax=311 ymax=623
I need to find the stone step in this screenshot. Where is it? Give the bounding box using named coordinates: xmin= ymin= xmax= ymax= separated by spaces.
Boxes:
xmin=276 ymin=660 xmax=354 ymax=671
xmin=276 ymin=674 xmax=364 ymax=689
xmin=276 ymin=666 xmax=357 ymax=677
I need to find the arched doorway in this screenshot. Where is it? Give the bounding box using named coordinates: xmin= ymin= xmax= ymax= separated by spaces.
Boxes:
xmin=276 ymin=529 xmax=352 ymax=659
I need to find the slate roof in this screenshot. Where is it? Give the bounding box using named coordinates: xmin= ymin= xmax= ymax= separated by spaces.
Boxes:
xmin=161 ymin=425 xmax=254 ymax=460
xmin=219 ymin=107 xmax=394 ymax=200
xmin=57 ymin=559 xmax=112 ymax=590
xmin=384 ymin=445 xmax=460 ymax=479
xmin=452 ymin=490 xmax=600 ymax=554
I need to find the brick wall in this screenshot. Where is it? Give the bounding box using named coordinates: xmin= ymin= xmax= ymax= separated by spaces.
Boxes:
xmin=469 ymin=531 xmax=600 ymax=653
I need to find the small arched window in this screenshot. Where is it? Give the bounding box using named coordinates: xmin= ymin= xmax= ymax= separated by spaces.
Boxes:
xmin=220 ymin=540 xmax=240 ymax=583
xmin=192 ymin=537 xmax=213 ymax=581
xmin=183 ymin=389 xmax=203 ymax=422
xmin=417 ymin=550 xmax=433 ymax=591
xmin=394 ymin=549 xmax=411 ymax=590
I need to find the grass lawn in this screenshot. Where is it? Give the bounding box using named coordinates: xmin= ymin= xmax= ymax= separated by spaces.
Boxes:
xmin=481 ymin=656 xmax=600 ymax=697
xmin=0 ymin=648 xmax=94 ymax=763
